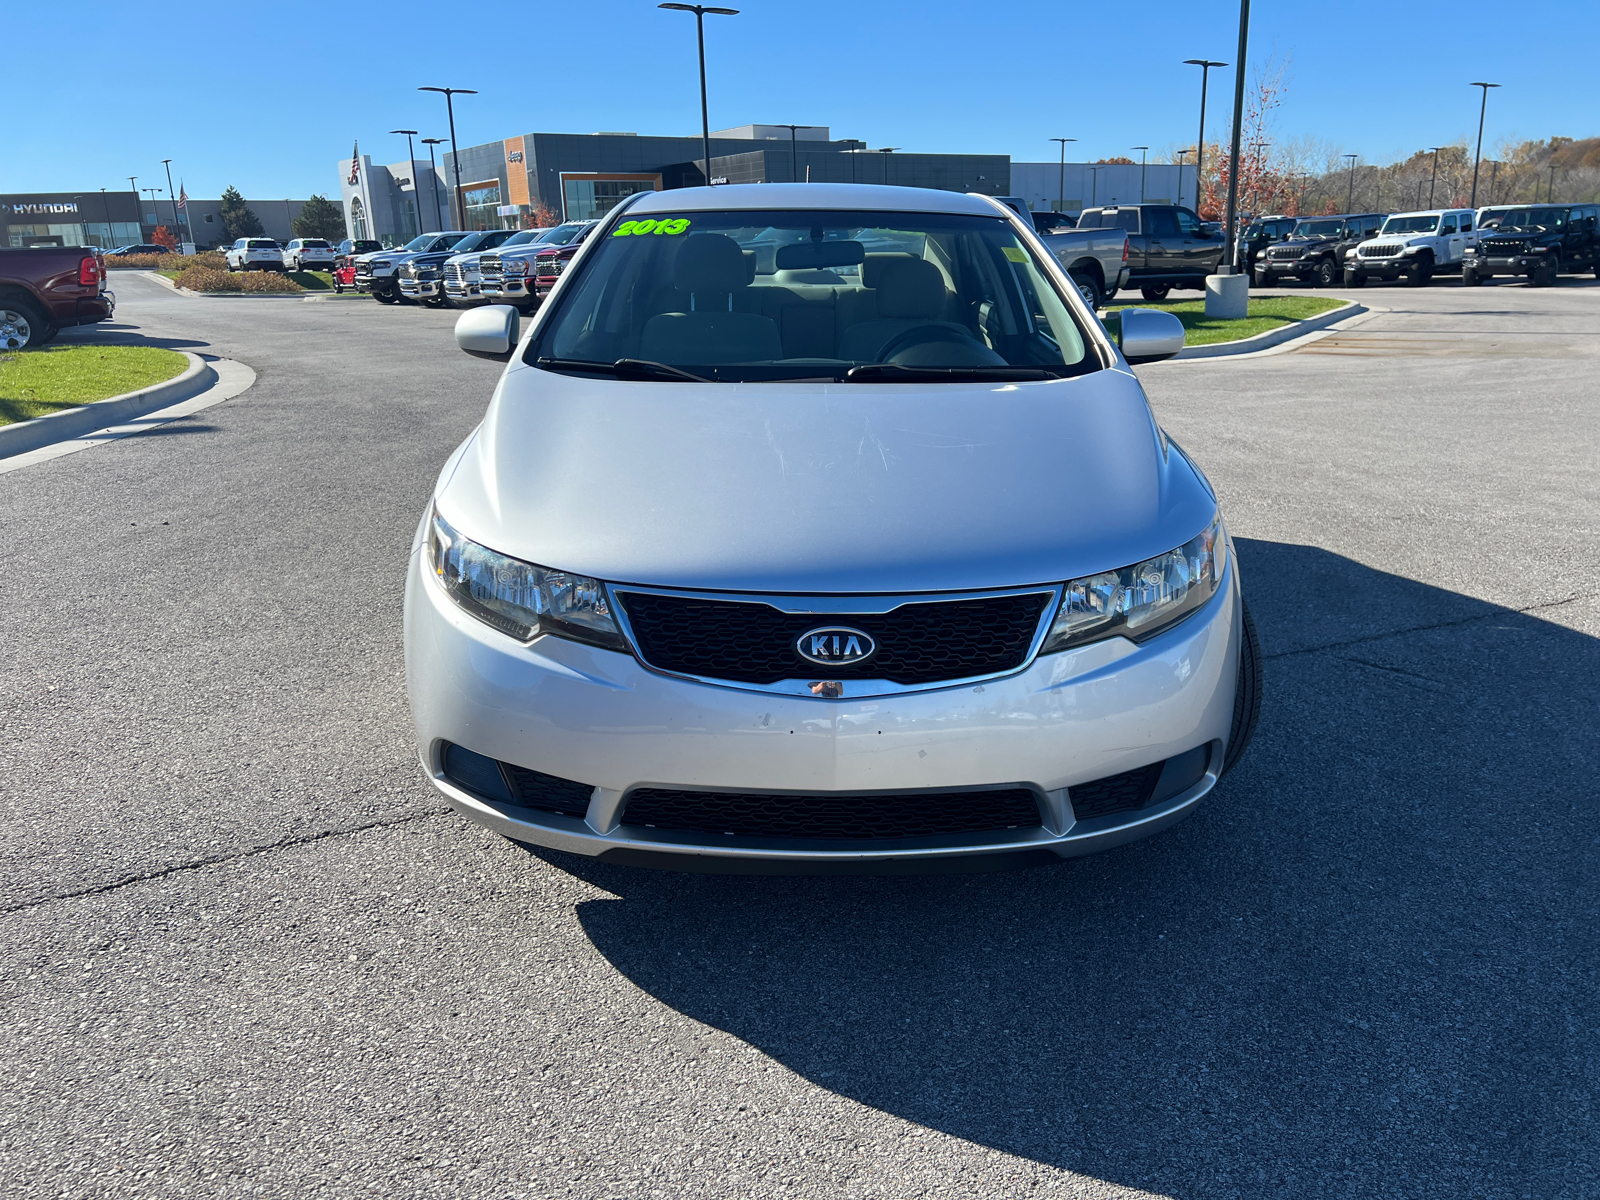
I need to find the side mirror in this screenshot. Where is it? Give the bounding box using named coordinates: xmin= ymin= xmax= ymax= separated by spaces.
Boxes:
xmin=455 ymin=304 xmax=520 ymax=361
xmin=1117 ymin=307 xmax=1185 ymax=365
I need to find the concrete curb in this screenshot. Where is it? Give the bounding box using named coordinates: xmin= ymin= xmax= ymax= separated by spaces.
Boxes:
xmin=0 ymin=352 xmax=213 ymax=459
xmin=1174 ymin=299 xmax=1360 ymax=359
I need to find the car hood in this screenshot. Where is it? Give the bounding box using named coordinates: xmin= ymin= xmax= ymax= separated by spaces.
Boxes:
xmin=434 ymin=363 xmax=1217 ymax=594
xmin=1283 ymin=236 xmax=1336 ymax=249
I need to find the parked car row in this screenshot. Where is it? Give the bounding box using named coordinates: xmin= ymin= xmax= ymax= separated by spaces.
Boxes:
xmin=345 ymin=222 xmax=599 ymax=310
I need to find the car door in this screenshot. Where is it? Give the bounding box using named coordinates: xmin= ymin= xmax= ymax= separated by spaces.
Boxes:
xmin=1142 ymin=206 xmax=1181 ymax=277
xmin=1440 ymin=214 xmax=1463 ymax=263
xmin=1174 ymin=207 xmax=1215 ymax=278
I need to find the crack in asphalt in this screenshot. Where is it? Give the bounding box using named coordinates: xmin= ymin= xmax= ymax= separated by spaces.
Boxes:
xmin=0 ymin=807 xmax=450 ymax=918
xmin=1263 ymin=589 xmax=1595 ymax=662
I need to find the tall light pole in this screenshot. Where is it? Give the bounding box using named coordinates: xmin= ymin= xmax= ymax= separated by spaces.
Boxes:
xmin=1050 ymin=138 xmax=1075 ymax=213
xmin=775 ymin=125 xmax=820 ymax=183
xmin=877 ymin=147 xmax=900 ymax=186
xmin=160 ymin=159 xmax=186 ymax=248
xmin=143 ymin=188 xmax=164 ymax=240
xmin=1469 ymin=82 xmax=1500 ymax=208
xmin=1176 ymin=149 xmax=1192 ymax=210
xmin=1221 ymin=0 xmax=1250 ymax=270
xmin=421 ymin=139 xmax=447 ymax=230
xmin=1132 ymin=146 xmax=1149 ymax=202
xmin=658 ymin=4 xmax=740 ymax=188
xmin=418 ymin=86 xmax=478 ymax=228
xmin=1343 ymin=153 xmax=1358 ymax=213
xmin=1184 ymin=58 xmax=1227 ymax=218
xmin=1548 ymin=162 xmax=1558 ymax=203
xmin=1488 ymin=160 xmax=1499 ymax=206
xmin=1427 ymin=147 xmax=1441 ymax=208
xmin=100 ymin=188 xmax=112 ymax=247
xmin=1089 ymin=165 xmax=1102 ymax=207
xmin=391 ymin=129 xmax=422 ymax=233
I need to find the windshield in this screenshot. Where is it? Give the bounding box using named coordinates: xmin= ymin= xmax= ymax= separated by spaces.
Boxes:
xmin=502 ymin=230 xmax=541 ymax=247
xmin=1381 ymin=215 xmax=1441 ymax=235
xmin=446 ymin=232 xmax=497 ymax=253
xmin=528 ymin=209 xmax=1094 ymax=383
xmin=1296 ymin=220 xmax=1345 ymax=238
xmin=401 ymin=234 xmax=437 ymax=252
xmin=537 ymin=222 xmax=591 ymax=246
xmin=1494 ymin=207 xmax=1567 ymax=230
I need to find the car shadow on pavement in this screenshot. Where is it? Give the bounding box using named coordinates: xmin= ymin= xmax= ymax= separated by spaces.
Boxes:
xmin=54 ymin=326 xmax=211 ymax=352
xmin=542 ymin=539 xmax=1598 ymax=1198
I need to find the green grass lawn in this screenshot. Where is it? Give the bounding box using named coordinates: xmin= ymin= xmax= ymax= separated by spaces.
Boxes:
xmin=286 ymin=271 xmax=333 ymax=290
xmin=0 ymin=346 xmax=189 ymax=425
xmin=1103 ymin=295 xmax=1347 ymax=346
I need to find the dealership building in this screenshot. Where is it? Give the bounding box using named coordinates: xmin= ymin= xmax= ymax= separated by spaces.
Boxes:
xmin=2 ymin=191 xmax=316 ymax=249
xmin=336 ymin=123 xmax=1197 ymax=246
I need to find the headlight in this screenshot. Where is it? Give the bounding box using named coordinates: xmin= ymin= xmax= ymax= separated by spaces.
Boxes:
xmin=1041 ymin=515 xmax=1225 ymax=654
xmin=426 ymin=507 xmax=628 ymax=652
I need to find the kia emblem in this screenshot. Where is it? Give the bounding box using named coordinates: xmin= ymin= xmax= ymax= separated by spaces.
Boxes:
xmin=795 ymin=626 xmax=877 ymax=667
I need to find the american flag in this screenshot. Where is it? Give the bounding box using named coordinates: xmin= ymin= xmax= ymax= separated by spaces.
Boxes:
xmin=177 ymin=184 xmax=188 ymax=211
xmin=347 ymin=141 xmax=361 ymax=186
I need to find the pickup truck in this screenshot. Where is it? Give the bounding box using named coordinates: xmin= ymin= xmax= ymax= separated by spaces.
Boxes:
xmin=1463 ymin=203 xmax=1600 ymax=287
xmin=478 ymin=221 xmax=598 ymax=311
xmin=396 ymin=229 xmax=518 ymax=307
xmin=1036 ymin=226 xmax=1130 ymax=309
xmin=354 ymin=232 xmax=471 ymax=304
xmin=1075 ymin=204 xmax=1225 ymax=300
xmin=442 ymin=228 xmax=548 ymax=307
xmin=1256 ymin=212 xmax=1384 ymax=288
xmin=0 ymin=246 xmax=114 ymax=349
xmin=1345 ymin=209 xmax=1478 ymax=286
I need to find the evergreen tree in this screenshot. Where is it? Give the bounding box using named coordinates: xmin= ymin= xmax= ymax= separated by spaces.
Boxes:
xmin=218 ymin=186 xmax=265 ymax=240
xmin=292 ymin=194 xmax=347 ymax=240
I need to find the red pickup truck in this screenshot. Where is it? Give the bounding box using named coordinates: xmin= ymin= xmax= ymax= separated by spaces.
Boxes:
xmin=0 ymin=247 xmax=115 ymax=350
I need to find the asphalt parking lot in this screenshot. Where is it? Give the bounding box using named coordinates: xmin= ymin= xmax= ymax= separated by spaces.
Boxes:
xmin=2 ymin=272 xmax=1596 ymax=1199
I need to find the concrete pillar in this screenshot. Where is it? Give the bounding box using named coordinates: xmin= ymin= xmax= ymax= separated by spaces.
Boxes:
xmin=1205 ymin=270 xmax=1249 ymax=320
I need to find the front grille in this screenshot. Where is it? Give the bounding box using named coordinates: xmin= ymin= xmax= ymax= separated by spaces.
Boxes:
xmin=479 ymin=254 xmax=503 ymax=283
xmin=443 ymin=262 xmax=464 ymax=283
xmin=621 ymin=786 xmax=1041 ymax=840
xmin=1266 ymin=245 xmax=1303 ymax=261
xmin=614 ymin=590 xmax=1053 ymax=686
xmin=1481 ymin=238 xmax=1527 ymax=254
xmin=1359 ymin=243 xmax=1403 ymax=258
xmin=1069 ymin=763 xmax=1163 ymax=820
xmin=536 ymin=255 xmax=565 ymax=278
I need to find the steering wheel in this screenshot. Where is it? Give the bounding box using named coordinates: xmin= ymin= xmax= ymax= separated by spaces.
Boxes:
xmin=874 ymin=324 xmax=981 ymax=362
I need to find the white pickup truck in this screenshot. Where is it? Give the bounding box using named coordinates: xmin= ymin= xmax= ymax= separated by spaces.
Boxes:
xmin=1344 ymin=209 xmax=1478 ymax=286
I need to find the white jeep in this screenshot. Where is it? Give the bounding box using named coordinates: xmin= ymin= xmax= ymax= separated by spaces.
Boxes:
xmin=1344 ymin=209 xmax=1477 ymax=286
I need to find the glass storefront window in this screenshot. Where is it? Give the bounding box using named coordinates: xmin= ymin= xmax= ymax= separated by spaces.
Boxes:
xmin=5 ymin=222 xmax=138 ymax=248
xmin=460 ymin=183 xmax=503 ymax=231
xmin=561 ymin=178 xmax=658 ymax=221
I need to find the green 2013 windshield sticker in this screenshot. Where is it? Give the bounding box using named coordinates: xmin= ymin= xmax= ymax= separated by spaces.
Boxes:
xmin=612 ymin=218 xmax=691 ymax=237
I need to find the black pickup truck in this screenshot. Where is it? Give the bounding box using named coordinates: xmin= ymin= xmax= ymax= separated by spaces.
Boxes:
xmin=1463 ymin=204 xmax=1600 ymax=286
xmin=1075 ymin=204 xmax=1225 ymax=300
xmin=1255 ymin=213 xmax=1385 ymax=288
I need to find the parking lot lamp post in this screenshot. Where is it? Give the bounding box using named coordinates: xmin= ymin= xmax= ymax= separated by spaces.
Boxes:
xmin=658 ymin=5 xmax=740 ymax=188
xmin=160 ymin=160 xmax=185 ymax=248
xmin=1089 ymin=166 xmax=1101 ymax=207
xmin=421 ymin=139 xmax=447 ymax=230
xmin=1132 ymin=147 xmax=1148 ymax=202
xmin=1548 ymin=162 xmax=1558 ymax=203
xmin=1183 ymin=58 xmax=1227 ymax=217
xmin=1050 ymin=138 xmax=1075 ymax=212
xmin=1342 ymin=154 xmax=1358 ymax=214
xmin=1220 ymin=0 xmax=1251 ymax=270
xmin=1488 ymin=160 xmax=1499 ymax=205
xmin=1175 ymin=149 xmax=1191 ymax=209
xmin=775 ymin=125 xmax=820 ymax=183
xmin=878 ymin=147 xmax=899 ymax=186
xmin=1427 ymin=147 xmax=1440 ymax=208
xmin=418 ymin=87 xmax=478 ymax=229
xmin=391 ymin=130 xmax=422 ymax=232
xmin=100 ymin=188 xmax=111 ymax=247
xmin=1469 ymin=82 xmax=1499 ymax=208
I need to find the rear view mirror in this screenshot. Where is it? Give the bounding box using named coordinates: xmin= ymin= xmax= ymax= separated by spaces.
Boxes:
xmin=455 ymin=305 xmax=520 ymax=361
xmin=1117 ymin=308 xmax=1186 ymax=365
xmin=774 ymin=241 xmax=866 ymax=270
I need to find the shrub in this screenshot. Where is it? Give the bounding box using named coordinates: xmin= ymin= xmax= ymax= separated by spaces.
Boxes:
xmin=173 ymin=266 xmax=303 ymax=294
xmin=106 ymin=250 xmax=227 ymax=270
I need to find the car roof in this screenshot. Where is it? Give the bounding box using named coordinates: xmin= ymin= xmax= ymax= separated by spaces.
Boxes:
xmin=1385 ymin=209 xmax=1472 ymax=217
xmin=627 ymin=183 xmax=1006 ymax=217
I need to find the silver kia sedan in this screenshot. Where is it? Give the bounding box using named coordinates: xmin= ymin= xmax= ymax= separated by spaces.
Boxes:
xmin=404 ymin=183 xmax=1261 ymax=873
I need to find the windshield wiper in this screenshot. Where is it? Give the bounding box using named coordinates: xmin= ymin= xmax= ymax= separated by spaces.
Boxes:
xmin=535 ymin=357 xmax=711 ymax=382
xmin=844 ymin=364 xmax=1060 ymax=383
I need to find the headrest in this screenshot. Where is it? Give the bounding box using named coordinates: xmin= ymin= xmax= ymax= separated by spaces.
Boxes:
xmin=675 ymin=234 xmax=748 ymax=293
xmin=862 ymin=252 xmax=918 ymax=289
xmin=873 ymin=257 xmax=947 ymax=319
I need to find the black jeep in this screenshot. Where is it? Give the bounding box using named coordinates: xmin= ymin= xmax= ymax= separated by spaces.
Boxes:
xmin=1464 ymin=204 xmax=1600 ymax=286
xmin=1255 ymin=213 xmax=1385 ymax=288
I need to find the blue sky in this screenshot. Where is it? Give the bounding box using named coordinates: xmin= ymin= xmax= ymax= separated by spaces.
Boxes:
xmin=5 ymin=0 xmax=1592 ymax=200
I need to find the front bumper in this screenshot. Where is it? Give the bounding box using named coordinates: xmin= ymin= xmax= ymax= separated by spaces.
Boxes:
xmin=404 ymin=542 xmax=1242 ymax=870
xmin=399 ymin=278 xmax=441 ymax=298
xmin=480 ymin=279 xmax=528 ymax=298
xmin=444 ymin=280 xmax=481 ymax=299
xmin=1468 ymin=255 xmax=1544 ymax=275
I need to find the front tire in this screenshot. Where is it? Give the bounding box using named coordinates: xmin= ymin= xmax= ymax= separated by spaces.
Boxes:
xmin=1532 ymin=254 xmax=1558 ymax=287
xmin=1312 ymin=258 xmax=1338 ymax=288
xmin=1251 ymin=267 xmax=1269 ymax=288
xmin=0 ymin=295 xmax=53 ymax=350
xmin=373 ymin=288 xmax=398 ymax=305
xmin=1462 ymin=266 xmax=1481 ymax=287
xmin=1221 ymin=600 xmax=1263 ymax=778
xmin=1343 ymin=268 xmax=1366 ymax=288
xmin=1140 ymin=284 xmax=1171 ymax=302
